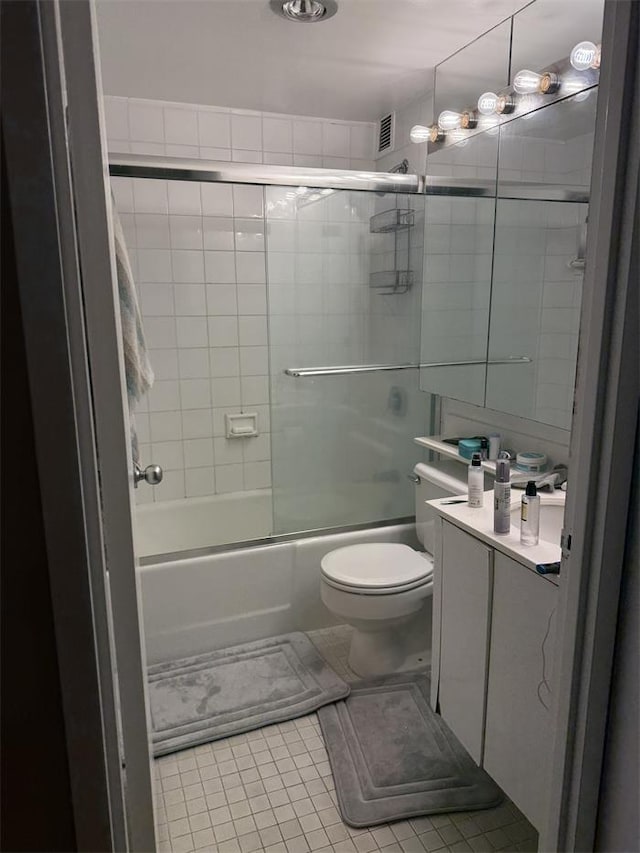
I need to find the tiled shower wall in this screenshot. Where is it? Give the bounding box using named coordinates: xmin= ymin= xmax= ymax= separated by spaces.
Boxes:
xmin=105 ymin=96 xmax=378 ymax=504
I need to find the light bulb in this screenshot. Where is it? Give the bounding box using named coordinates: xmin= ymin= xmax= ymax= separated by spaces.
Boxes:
xmin=513 ymin=69 xmax=543 ymax=94
xmin=570 ymin=41 xmax=600 ymax=71
xmin=438 ymin=110 xmax=463 ymax=131
xmin=409 ymin=124 xmax=431 ymax=143
xmin=514 ymin=69 xmax=560 ymax=95
xmin=477 ymin=92 xmax=498 ymax=115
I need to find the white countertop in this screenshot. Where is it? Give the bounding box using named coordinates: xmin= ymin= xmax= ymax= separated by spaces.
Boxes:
xmin=427 ymin=490 xmax=564 ymax=584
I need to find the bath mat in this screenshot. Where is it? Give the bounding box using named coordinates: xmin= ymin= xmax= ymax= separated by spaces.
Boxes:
xmin=317 ymin=672 xmax=502 ymax=827
xmin=148 ymin=632 xmax=350 ymax=756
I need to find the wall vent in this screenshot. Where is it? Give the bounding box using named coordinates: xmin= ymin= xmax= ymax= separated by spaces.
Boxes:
xmin=377 ymin=112 xmax=395 ymax=153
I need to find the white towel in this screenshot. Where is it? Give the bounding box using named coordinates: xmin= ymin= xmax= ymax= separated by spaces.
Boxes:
xmin=112 ymin=198 xmax=154 ymax=460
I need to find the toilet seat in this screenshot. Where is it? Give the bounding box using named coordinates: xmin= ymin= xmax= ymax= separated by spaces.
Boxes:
xmin=321 ymin=543 xmax=433 ymax=596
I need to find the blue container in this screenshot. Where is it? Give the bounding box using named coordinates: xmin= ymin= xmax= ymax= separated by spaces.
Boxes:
xmin=459 ymin=438 xmax=483 ymax=460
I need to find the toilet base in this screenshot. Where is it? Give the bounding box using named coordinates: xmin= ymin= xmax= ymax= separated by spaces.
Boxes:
xmin=347 ymin=608 xmax=432 ymax=678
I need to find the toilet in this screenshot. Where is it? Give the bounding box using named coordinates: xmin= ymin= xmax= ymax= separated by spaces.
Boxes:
xmin=320 ymin=461 xmax=469 ymax=677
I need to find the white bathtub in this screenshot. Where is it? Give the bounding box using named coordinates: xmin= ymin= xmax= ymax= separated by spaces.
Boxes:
xmin=140 ymin=522 xmax=419 ymax=664
xmin=135 ymin=489 xmax=272 ymax=558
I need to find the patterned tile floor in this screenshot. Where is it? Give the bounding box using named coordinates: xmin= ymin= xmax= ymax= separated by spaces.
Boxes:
xmin=154 ymin=626 xmax=538 ymax=853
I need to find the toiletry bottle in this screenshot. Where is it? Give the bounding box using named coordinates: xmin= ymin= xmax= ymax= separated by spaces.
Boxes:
xmin=521 ymin=481 xmax=540 ymax=545
xmin=493 ymin=452 xmax=511 ymax=534
xmin=468 ymin=453 xmax=484 ymax=507
xmin=488 ymin=433 xmax=501 ymax=461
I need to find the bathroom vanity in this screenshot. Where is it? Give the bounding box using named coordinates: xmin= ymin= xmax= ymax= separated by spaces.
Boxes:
xmin=428 ymin=492 xmax=564 ymax=832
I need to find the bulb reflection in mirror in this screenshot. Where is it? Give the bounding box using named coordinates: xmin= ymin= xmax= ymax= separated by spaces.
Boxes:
xmin=438 ymin=110 xmax=463 ymax=131
xmin=570 ymin=41 xmax=601 ymax=71
xmin=409 ymin=124 xmax=431 ymax=143
xmin=477 ymin=92 xmax=499 ymax=115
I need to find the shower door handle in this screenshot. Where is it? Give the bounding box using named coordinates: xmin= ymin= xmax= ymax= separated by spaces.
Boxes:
xmin=134 ymin=461 xmax=163 ymax=487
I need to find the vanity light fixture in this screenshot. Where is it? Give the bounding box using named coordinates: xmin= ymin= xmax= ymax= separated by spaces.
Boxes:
xmin=495 ymin=93 xmax=517 ymax=115
xmin=513 ymin=69 xmax=561 ymax=95
xmin=409 ymin=124 xmax=431 ymax=143
xmin=428 ymin=124 xmax=446 ymax=143
xmin=570 ymin=40 xmax=601 ymax=71
xmin=477 ymin=92 xmax=499 ymax=115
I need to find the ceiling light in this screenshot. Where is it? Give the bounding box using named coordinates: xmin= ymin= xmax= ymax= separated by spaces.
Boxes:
xmin=270 ymin=0 xmax=338 ymax=23
xmin=409 ymin=125 xmax=431 ymax=143
xmin=477 ymin=92 xmax=499 ymax=115
xmin=570 ymin=41 xmax=601 ymax=71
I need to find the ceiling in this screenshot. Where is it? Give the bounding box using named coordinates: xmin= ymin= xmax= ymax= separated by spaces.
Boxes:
xmin=96 ymin=0 xmax=532 ymax=122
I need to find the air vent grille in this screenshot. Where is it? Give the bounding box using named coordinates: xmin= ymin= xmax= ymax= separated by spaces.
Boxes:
xmin=378 ymin=113 xmax=394 ymax=153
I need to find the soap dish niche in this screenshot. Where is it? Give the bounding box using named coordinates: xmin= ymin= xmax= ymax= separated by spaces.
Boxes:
xmin=225 ymin=412 xmax=258 ymax=439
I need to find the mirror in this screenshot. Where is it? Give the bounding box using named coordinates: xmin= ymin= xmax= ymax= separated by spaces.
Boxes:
xmin=434 ymin=19 xmax=511 ymax=121
xmin=511 ymin=0 xmax=605 ymax=80
xmin=420 ymin=0 xmax=602 ymax=429
xmin=420 ymin=132 xmax=498 ymax=406
xmin=485 ymin=94 xmax=597 ymax=429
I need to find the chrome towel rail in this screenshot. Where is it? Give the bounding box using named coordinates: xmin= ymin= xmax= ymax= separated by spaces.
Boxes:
xmin=284 ymin=357 xmax=531 ymax=377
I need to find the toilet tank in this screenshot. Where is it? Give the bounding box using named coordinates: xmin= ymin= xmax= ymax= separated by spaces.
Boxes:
xmin=414 ymin=461 xmax=469 ymax=553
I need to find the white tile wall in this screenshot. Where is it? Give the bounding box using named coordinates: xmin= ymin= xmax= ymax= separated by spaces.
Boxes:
xmin=105 ymin=96 xmax=376 ymax=172
xmin=106 ymin=95 xmax=434 ymax=513
xmin=113 ymin=173 xmax=274 ymax=504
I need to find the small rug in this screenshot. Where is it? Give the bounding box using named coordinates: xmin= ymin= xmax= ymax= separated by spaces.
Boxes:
xmin=317 ymin=672 xmax=503 ymax=827
xmin=148 ymin=632 xmax=350 ymax=756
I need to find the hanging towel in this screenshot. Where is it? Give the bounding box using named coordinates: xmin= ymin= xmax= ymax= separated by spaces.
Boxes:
xmin=112 ymin=197 xmax=154 ymax=461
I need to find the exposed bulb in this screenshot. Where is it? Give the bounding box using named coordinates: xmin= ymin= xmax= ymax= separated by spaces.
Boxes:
xmin=477 ymin=92 xmax=498 ymax=115
xmin=570 ymin=41 xmax=601 ymax=71
xmin=513 ymin=69 xmax=543 ymax=94
xmin=409 ymin=124 xmax=431 ymax=143
xmin=438 ymin=110 xmax=463 ymax=131
xmin=513 ymin=69 xmax=560 ymax=95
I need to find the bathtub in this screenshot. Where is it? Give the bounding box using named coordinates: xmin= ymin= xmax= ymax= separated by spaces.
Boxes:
xmin=140 ymin=522 xmax=419 ymax=665
xmin=135 ymin=489 xmax=272 ymax=558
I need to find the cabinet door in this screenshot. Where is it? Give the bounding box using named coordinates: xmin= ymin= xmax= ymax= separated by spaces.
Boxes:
xmin=484 ymin=552 xmax=558 ymax=830
xmin=438 ymin=522 xmax=493 ymax=764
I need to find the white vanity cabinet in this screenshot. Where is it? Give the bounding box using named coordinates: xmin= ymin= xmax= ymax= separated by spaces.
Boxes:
xmin=434 ymin=521 xmax=493 ymax=764
xmin=432 ymin=518 xmax=559 ymax=831
xmin=483 ymin=551 xmax=558 ymax=830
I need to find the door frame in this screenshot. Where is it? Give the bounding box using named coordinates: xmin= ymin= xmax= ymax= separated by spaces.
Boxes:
xmin=3 ymin=0 xmax=156 ymax=849
xmin=543 ymin=2 xmax=639 ymax=851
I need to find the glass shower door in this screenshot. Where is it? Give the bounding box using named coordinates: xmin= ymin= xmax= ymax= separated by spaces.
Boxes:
xmin=265 ymin=186 xmax=428 ymax=536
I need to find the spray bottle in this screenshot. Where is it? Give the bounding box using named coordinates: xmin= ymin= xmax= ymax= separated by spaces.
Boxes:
xmin=494 ymin=451 xmax=511 ymax=534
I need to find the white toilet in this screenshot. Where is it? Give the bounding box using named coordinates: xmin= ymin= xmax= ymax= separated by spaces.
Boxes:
xmin=320 ymin=461 xmax=468 ymax=677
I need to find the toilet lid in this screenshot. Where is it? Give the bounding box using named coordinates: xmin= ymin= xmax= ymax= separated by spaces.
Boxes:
xmin=321 ymin=543 xmax=432 ymax=591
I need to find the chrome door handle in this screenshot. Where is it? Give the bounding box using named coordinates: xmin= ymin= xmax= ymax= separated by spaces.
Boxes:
xmin=134 ymin=462 xmax=163 ymax=487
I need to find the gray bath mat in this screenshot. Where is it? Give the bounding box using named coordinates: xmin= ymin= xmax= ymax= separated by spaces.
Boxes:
xmin=317 ymin=672 xmax=502 ymax=827
xmin=148 ymin=632 xmax=350 ymax=756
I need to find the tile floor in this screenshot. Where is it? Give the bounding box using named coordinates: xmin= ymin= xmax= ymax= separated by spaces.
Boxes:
xmin=154 ymin=626 xmax=538 ymax=853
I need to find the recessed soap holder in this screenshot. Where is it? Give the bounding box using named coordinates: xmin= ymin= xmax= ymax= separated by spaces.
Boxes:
xmin=225 ymin=412 xmax=258 ymax=439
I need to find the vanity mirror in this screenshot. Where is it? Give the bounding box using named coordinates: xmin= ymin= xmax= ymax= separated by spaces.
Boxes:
xmin=419 ymin=0 xmax=603 ymax=431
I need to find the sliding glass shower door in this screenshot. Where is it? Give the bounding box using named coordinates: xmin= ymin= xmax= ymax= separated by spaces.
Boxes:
xmin=266 ymin=186 xmax=429 ymax=536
